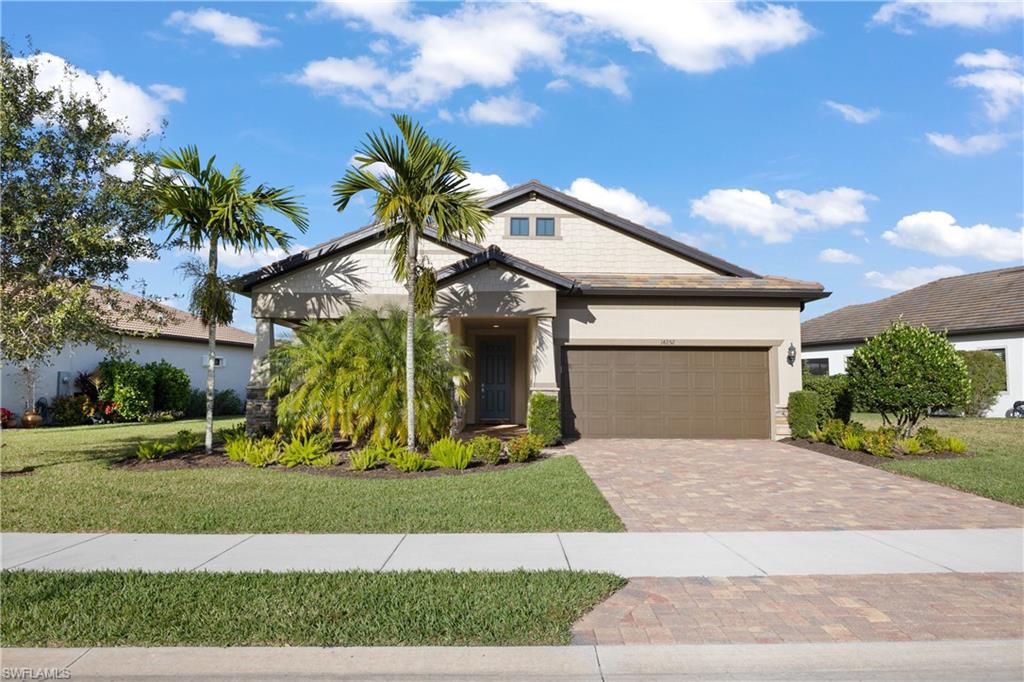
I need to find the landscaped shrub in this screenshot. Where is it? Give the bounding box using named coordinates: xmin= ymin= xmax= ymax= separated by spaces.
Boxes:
xmin=388 ymin=450 xmax=437 ymax=473
xmin=278 ymin=432 xmax=334 ymax=468
xmin=373 ymin=436 xmax=407 ymax=461
xmin=348 ymin=447 xmax=382 ymax=472
xmin=860 ymin=429 xmax=896 ymax=457
xmin=146 ymin=361 xmax=192 ymax=413
xmin=527 ymin=393 xmax=561 ymax=446
xmin=839 ymin=432 xmax=863 ymax=451
xmin=958 ymin=350 xmax=1006 ymax=417
xmin=897 ymin=437 xmax=925 ymax=455
xmin=846 ymin=320 xmax=970 ymax=437
xmin=225 ymin=436 xmax=280 ymax=468
xmin=802 ymin=373 xmax=854 ymax=426
xmin=787 ymin=390 xmax=820 ymax=438
xmin=139 ymin=410 xmax=180 ymax=423
xmin=507 ymin=434 xmax=544 ymax=463
xmin=944 ymin=436 xmax=968 ymax=454
xmin=428 ymin=437 xmax=472 ymax=470
xmin=97 ymin=358 xmax=155 ymax=421
xmin=468 ymin=435 xmax=502 ymax=465
xmin=172 ymin=430 xmax=202 ymax=452
xmin=136 ymin=441 xmax=173 ymax=461
xmin=915 ymin=427 xmax=943 ymax=452
xmin=818 ymin=419 xmax=848 ymax=447
xmin=216 ymin=423 xmax=246 ymax=444
xmin=185 ymin=389 xmax=206 ymax=418
xmin=213 ymin=389 xmax=244 ymax=416
xmin=51 ymin=395 xmax=93 ymax=426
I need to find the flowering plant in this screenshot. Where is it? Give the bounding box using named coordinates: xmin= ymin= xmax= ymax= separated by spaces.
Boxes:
xmin=0 ymin=408 xmax=13 ymax=421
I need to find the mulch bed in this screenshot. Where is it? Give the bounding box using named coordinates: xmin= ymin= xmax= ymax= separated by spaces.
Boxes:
xmin=111 ymin=446 xmax=549 ymax=479
xmin=783 ymin=437 xmax=973 ymax=469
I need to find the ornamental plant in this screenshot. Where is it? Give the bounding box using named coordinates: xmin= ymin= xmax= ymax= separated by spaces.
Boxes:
xmin=958 ymin=350 xmax=1006 ymax=417
xmin=527 ymin=393 xmax=561 ymax=446
xmin=846 ymin=320 xmax=970 ymax=438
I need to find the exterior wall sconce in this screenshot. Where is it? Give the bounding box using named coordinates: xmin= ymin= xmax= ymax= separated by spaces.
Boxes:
xmin=787 ymin=343 xmax=797 ymax=366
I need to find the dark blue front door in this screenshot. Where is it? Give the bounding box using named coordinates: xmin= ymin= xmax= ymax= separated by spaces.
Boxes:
xmin=479 ymin=338 xmax=513 ymax=422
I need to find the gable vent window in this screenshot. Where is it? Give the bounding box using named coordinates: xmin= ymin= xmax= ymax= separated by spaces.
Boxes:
xmin=536 ymin=217 xmax=555 ymax=236
xmin=202 ymin=354 xmax=226 ymax=368
xmin=510 ymin=217 xmax=530 ymax=236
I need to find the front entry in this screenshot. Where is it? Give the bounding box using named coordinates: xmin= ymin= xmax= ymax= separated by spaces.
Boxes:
xmin=478 ymin=337 xmax=513 ymax=422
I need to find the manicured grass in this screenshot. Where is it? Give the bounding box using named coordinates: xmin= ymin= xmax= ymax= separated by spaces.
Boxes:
xmin=855 ymin=413 xmax=1024 ymax=506
xmin=0 ymin=419 xmax=623 ymax=532
xmin=1 ymin=570 xmax=625 ymax=647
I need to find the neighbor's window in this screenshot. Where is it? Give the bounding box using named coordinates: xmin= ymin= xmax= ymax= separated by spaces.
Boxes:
xmin=510 ymin=217 xmax=530 ymax=236
xmin=536 ymin=217 xmax=555 ymax=236
xmin=984 ymin=348 xmax=1008 ymax=390
xmin=802 ymin=358 xmax=829 ymax=376
xmin=202 ymin=355 xmax=226 ymax=368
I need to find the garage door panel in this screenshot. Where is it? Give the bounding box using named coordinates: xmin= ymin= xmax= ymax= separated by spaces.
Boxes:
xmin=563 ymin=347 xmax=770 ymax=439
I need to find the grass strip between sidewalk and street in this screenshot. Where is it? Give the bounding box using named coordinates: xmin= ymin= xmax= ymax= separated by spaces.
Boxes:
xmin=1 ymin=570 xmax=626 ymax=647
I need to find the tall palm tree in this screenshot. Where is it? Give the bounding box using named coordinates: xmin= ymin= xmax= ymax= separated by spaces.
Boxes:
xmin=148 ymin=146 xmax=308 ymax=451
xmin=333 ymin=115 xmax=488 ymax=450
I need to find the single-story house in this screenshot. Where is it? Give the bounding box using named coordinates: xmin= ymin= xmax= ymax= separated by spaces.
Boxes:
xmin=236 ymin=180 xmax=829 ymax=440
xmin=1 ymin=288 xmax=255 ymax=415
xmin=801 ymin=267 xmax=1023 ymax=417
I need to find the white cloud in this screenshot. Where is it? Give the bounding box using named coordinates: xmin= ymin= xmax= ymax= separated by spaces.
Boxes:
xmin=825 ymin=100 xmax=880 ymax=124
xmin=542 ymin=0 xmax=813 ymax=73
xmin=167 ymin=8 xmax=278 ymax=48
xmin=564 ymin=178 xmax=671 ymax=227
xmin=15 ymin=52 xmax=177 ymax=138
xmin=148 ymin=83 xmax=186 ymax=103
xmin=864 ymin=265 xmax=966 ymax=291
xmin=952 ymin=49 xmax=1024 ymax=122
xmin=465 ymin=95 xmax=541 ymax=126
xmin=186 ymin=243 xmax=307 ymax=271
xmin=347 ymin=153 xmax=391 ymax=177
xmin=437 ymin=108 xmax=454 ymax=122
xmin=872 ymin=2 xmax=1023 ymax=32
xmin=676 ymin=231 xmax=724 ymax=251
xmin=464 ymin=172 xmax=509 ymax=196
xmin=818 ymin=248 xmax=862 ymax=264
xmin=557 ymin=63 xmax=629 ymax=98
xmin=926 ymin=131 xmax=1011 ymax=155
xmin=882 ymin=211 xmax=1024 ymax=262
xmin=545 ymin=78 xmax=571 ymax=91
xmin=956 ymin=48 xmax=1022 ymax=70
xmin=106 ymin=160 xmax=136 ymax=181
xmin=690 ymin=187 xmax=876 ymax=243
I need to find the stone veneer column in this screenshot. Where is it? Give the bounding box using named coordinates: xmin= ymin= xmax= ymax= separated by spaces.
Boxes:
xmin=245 ymin=318 xmax=277 ymax=435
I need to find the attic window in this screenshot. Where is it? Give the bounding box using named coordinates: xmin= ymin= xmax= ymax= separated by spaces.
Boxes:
xmin=536 ymin=217 xmax=555 ymax=236
xmin=510 ymin=217 xmax=529 ymax=236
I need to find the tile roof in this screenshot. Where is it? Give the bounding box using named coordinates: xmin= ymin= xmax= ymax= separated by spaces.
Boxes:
xmin=572 ymin=273 xmax=828 ymax=300
xmin=802 ymin=267 xmax=1024 ymax=347
xmin=99 ymin=288 xmax=255 ymax=347
xmin=435 ymin=245 xmax=576 ymax=289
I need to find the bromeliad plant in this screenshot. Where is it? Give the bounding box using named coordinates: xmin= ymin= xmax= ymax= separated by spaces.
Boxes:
xmin=428 ymin=437 xmax=471 ymax=470
xmin=278 ymin=432 xmax=335 ymax=468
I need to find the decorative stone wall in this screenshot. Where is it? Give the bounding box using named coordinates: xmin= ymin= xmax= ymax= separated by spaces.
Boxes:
xmin=245 ymin=386 xmax=277 ymax=435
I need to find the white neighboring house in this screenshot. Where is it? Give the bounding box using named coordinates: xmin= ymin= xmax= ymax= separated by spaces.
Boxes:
xmin=801 ymin=267 xmax=1023 ymax=418
xmin=1 ymin=289 xmax=254 ymax=415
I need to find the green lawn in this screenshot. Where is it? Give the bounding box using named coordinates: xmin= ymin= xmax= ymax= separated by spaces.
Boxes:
xmin=855 ymin=413 xmax=1024 ymax=506
xmin=1 ymin=570 xmax=625 ymax=647
xmin=0 ymin=419 xmax=623 ymax=533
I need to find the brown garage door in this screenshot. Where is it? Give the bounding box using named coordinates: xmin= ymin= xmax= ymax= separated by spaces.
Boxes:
xmin=562 ymin=347 xmax=770 ymax=438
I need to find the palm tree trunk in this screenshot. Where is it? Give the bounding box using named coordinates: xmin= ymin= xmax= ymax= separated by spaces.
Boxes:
xmin=205 ymin=238 xmax=218 ymax=453
xmin=405 ymin=225 xmax=418 ymax=451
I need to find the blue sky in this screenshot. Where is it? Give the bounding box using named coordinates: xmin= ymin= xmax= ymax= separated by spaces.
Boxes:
xmin=4 ymin=1 xmax=1023 ymax=332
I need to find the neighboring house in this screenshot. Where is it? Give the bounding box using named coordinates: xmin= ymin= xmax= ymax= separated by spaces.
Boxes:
xmin=1 ymin=288 xmax=255 ymax=414
xmin=237 ymin=181 xmax=828 ymax=440
xmin=801 ymin=267 xmax=1023 ymax=418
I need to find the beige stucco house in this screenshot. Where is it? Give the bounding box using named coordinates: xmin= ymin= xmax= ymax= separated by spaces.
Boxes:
xmin=236 ymin=181 xmax=828 ymax=440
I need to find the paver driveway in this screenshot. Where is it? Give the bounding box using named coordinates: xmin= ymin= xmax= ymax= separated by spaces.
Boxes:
xmin=565 ymin=439 xmax=1023 ymax=531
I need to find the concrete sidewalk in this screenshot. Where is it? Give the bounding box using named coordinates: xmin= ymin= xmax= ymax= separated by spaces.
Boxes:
xmin=3 ymin=641 xmax=1021 ymax=680
xmin=3 ymin=528 xmax=1021 ymax=576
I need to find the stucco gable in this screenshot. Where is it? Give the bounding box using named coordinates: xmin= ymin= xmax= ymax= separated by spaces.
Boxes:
xmin=436 ymin=263 xmax=558 ymax=318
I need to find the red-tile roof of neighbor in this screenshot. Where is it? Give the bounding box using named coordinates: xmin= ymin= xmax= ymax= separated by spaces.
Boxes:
xmin=99 ymin=288 xmax=255 ymax=347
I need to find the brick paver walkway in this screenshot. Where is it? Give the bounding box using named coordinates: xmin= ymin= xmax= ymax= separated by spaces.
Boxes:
xmin=566 ymin=439 xmax=1024 ymax=531
xmin=572 ymin=573 xmax=1024 ymax=645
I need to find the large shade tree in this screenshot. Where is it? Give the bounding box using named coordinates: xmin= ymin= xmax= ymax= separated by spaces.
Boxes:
xmin=147 ymin=147 xmax=308 ymax=451
xmin=333 ymin=114 xmax=488 ymax=450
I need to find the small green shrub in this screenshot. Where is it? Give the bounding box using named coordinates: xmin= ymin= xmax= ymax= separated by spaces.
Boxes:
xmin=97 ymin=358 xmax=155 ymax=421
xmin=374 ymin=436 xmax=407 ymax=461
xmin=348 ymin=447 xmax=382 ymax=472
xmin=944 ymin=436 xmax=968 ymax=454
xmin=278 ymin=432 xmax=334 ymax=468
xmin=388 ymin=450 xmax=437 ymax=473
xmin=225 ymin=436 xmax=279 ymax=468
xmin=216 ymin=423 xmax=247 ymax=444
xmin=819 ymin=419 xmax=848 ymax=446
xmin=839 ymin=433 xmax=862 ymax=451
xmin=861 ymin=429 xmax=896 ymax=458
xmin=172 ymin=429 xmax=202 ymax=452
xmin=52 ymin=395 xmax=93 ymax=426
xmin=147 ymin=360 xmax=191 ymax=413
xmin=507 ymin=433 xmax=544 ymax=463
xmin=915 ymin=427 xmax=942 ymax=452
xmin=897 ymin=437 xmax=925 ymax=455
xmin=787 ymin=390 xmax=820 ymax=439
xmin=808 ymin=427 xmax=826 ymax=443
xmin=803 ymin=373 xmax=854 ymax=425
xmin=136 ymin=440 xmax=173 ymax=461
xmin=428 ymin=437 xmax=472 ymax=470
xmin=958 ymin=350 xmax=1006 ymax=417
xmin=139 ymin=410 xmax=180 ymax=423
xmin=468 ymin=435 xmax=502 ymax=465
xmin=213 ymin=389 xmax=244 ymax=416
xmin=527 ymin=393 xmax=561 ymax=446
xmin=185 ymin=389 xmax=206 ymax=418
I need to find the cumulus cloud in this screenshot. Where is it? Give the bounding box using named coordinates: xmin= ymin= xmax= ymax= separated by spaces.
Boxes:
xmin=148 ymin=83 xmax=186 ymax=103
xmin=818 ymin=248 xmax=862 ymax=264
xmin=167 ymin=8 xmax=278 ymax=47
xmin=952 ymin=49 xmax=1023 ymax=122
xmin=465 ymin=95 xmax=541 ymax=126
xmin=925 ymin=131 xmax=1011 ymax=155
xmin=564 ymin=178 xmax=671 ymax=227
xmin=464 ymin=172 xmax=510 ymax=196
xmin=956 ymin=48 xmax=1022 ymax=70
xmin=882 ymin=211 xmax=1024 ymax=262
xmin=690 ymin=187 xmax=876 ymax=243
xmin=186 ymin=243 xmax=307 ymax=271
xmin=825 ymin=100 xmax=880 ymax=124
xmin=864 ymin=265 xmax=966 ymax=291
xmin=872 ymin=2 xmax=1023 ymax=32
xmin=15 ymin=52 xmax=178 ymax=138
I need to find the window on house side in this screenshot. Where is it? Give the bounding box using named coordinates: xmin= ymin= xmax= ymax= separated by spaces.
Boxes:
xmin=536 ymin=217 xmax=555 ymax=236
xmin=802 ymin=358 xmax=829 ymax=376
xmin=510 ymin=217 xmax=529 ymax=236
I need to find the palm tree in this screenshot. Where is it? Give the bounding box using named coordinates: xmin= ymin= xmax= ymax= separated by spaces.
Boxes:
xmin=148 ymin=146 xmax=308 ymax=451
xmin=333 ymin=114 xmax=488 ymax=450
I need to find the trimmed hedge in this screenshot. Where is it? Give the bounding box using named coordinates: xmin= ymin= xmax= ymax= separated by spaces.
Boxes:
xmin=97 ymin=358 xmax=155 ymax=421
xmin=958 ymin=350 xmax=1005 ymax=417
xmin=787 ymin=390 xmax=820 ymax=439
xmin=802 ymin=373 xmax=854 ymax=425
xmin=147 ymin=361 xmax=191 ymax=413
xmin=527 ymin=393 xmax=561 ymax=446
